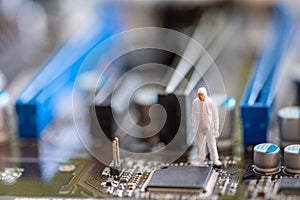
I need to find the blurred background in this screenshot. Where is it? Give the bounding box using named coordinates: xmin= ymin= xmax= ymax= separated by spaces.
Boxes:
xmin=0 ymin=0 xmax=295 ymax=94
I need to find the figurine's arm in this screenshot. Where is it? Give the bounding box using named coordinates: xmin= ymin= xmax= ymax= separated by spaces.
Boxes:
xmin=212 ymin=100 xmax=219 ymax=137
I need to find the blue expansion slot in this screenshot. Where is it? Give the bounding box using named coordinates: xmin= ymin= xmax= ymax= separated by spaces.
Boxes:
xmin=16 ymin=3 xmax=122 ymax=138
xmin=240 ymin=4 xmax=296 ymax=146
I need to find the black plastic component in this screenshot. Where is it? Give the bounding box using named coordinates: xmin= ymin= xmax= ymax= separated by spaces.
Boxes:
xmin=280 ymin=178 xmax=300 ymax=195
xmin=147 ymin=165 xmax=214 ymax=193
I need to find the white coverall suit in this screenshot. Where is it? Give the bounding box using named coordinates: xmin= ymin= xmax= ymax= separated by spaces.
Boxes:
xmin=192 ymin=87 xmax=220 ymax=164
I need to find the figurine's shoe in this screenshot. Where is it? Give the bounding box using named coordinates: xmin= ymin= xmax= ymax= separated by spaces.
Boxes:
xmin=213 ymin=160 xmax=222 ymax=167
xmin=192 ymin=159 xmax=204 ymax=166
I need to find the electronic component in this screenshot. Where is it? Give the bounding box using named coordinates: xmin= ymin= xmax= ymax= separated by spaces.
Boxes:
xmin=278 ymin=107 xmax=300 ymax=146
xmin=146 ymin=165 xmax=217 ymax=194
xmin=253 ymin=143 xmax=280 ymax=173
xmin=240 ymin=4 xmax=296 ymax=146
xmin=109 ymin=137 xmax=123 ymax=176
xmin=92 ymin=103 xmax=114 ymax=139
xmin=59 ymin=164 xmax=76 ymax=172
xmin=158 ymin=92 xmax=194 ymax=150
xmin=0 ymin=168 xmax=23 ymax=184
xmin=296 ymin=81 xmax=300 ymax=105
xmin=15 ymin=2 xmax=122 ymax=138
xmin=211 ymin=94 xmax=236 ymax=149
xmin=0 ymin=91 xmax=9 ymax=143
xmin=106 ymin=177 xmax=114 ymax=186
xmin=284 ymin=144 xmax=300 ymax=174
xmin=279 ymin=177 xmax=300 ymax=195
xmin=132 ymin=87 xmax=162 ymax=142
xmin=294 ymin=69 xmax=300 ymax=105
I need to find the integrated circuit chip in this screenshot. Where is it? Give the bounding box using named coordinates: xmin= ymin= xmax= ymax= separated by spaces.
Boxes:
xmin=146 ymin=165 xmax=217 ymax=194
xmin=280 ymin=177 xmax=300 ymax=195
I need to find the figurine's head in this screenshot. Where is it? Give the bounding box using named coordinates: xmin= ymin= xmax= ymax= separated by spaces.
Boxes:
xmin=197 ymin=87 xmax=207 ymax=101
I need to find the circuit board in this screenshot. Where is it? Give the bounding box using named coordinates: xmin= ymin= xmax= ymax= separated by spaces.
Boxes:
xmin=0 ymin=142 xmax=295 ymax=200
xmin=0 ymin=156 xmax=240 ymax=199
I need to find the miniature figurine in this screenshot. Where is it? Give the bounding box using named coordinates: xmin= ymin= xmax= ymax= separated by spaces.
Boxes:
xmin=192 ymin=87 xmax=222 ymax=166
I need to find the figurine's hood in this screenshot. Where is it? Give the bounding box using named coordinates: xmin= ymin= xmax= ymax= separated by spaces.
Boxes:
xmin=197 ymin=87 xmax=207 ymax=97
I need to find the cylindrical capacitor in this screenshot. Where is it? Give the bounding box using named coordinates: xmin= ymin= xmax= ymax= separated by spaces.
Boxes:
xmin=132 ymin=87 xmax=161 ymax=145
xmin=284 ymin=144 xmax=300 ymax=174
xmin=211 ymin=94 xmax=236 ymax=149
xmin=278 ymin=106 xmax=300 ymax=146
xmin=253 ymin=143 xmax=280 ymax=173
xmin=0 ymin=91 xmax=9 ymax=143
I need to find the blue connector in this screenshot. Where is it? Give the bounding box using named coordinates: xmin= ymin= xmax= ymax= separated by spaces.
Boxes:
xmin=16 ymin=3 xmax=123 ymax=138
xmin=240 ymin=4 xmax=296 ymax=146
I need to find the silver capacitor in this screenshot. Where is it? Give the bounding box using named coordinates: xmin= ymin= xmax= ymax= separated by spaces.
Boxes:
xmin=0 ymin=91 xmax=9 ymax=143
xmin=132 ymin=87 xmax=161 ymax=145
xmin=284 ymin=144 xmax=300 ymax=174
xmin=253 ymin=143 xmax=280 ymax=173
xmin=278 ymin=106 xmax=300 ymax=146
xmin=211 ymin=94 xmax=236 ymax=149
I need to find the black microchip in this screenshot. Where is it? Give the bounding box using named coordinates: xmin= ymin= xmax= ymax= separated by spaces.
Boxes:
xmin=146 ymin=165 xmax=215 ymax=194
xmin=280 ymin=177 xmax=300 ymax=195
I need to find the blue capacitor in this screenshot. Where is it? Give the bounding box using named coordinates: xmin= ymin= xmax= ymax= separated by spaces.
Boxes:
xmin=253 ymin=143 xmax=280 ymax=173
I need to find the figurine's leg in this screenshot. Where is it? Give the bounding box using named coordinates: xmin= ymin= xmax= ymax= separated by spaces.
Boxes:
xmin=207 ymin=131 xmax=221 ymax=165
xmin=196 ymin=132 xmax=206 ymax=164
